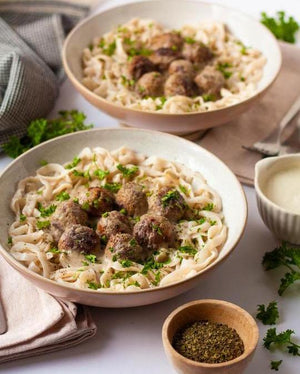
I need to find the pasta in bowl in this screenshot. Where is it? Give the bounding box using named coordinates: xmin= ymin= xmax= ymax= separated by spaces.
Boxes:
xmin=0 ymin=129 xmax=246 ymax=307
xmin=63 ymin=0 xmax=281 ymax=134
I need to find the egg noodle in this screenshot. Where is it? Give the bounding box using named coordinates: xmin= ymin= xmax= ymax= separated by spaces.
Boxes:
xmin=9 ymin=147 xmax=227 ymax=291
xmin=82 ymin=18 xmax=266 ymax=114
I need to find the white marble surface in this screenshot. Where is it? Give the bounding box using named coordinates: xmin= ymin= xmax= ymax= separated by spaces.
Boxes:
xmin=0 ymin=1 xmax=299 ymax=373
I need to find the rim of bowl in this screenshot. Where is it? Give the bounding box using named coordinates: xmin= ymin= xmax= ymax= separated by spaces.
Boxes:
xmin=62 ymin=0 xmax=282 ymax=117
xmin=255 ymin=153 xmax=300 ymax=217
xmin=162 ymin=299 xmax=259 ymax=368
xmin=0 ymin=127 xmax=247 ymax=295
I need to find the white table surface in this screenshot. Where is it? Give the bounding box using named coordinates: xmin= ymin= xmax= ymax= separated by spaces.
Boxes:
xmin=1 ymin=0 xmax=299 ymax=373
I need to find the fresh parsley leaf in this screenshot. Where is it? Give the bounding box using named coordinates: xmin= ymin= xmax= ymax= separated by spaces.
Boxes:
xmin=184 ymin=36 xmax=196 ymax=44
xmin=20 ymin=214 xmax=27 ymax=222
xmin=256 ymin=301 xmax=279 ymax=325
xmin=37 ymin=203 xmax=56 ymax=217
xmin=120 ymin=259 xmax=133 ymax=268
xmin=178 ymin=185 xmax=188 ymax=194
xmin=103 ymin=183 xmax=121 ymax=193
xmin=271 ymin=360 xmax=282 ymax=371
xmin=161 ymin=189 xmax=181 ymax=207
xmin=121 ymin=75 xmax=136 ymax=87
xmin=87 ymin=281 xmax=101 ymax=290
xmin=155 ymin=96 xmax=167 ymax=110
xmin=279 ymin=272 xmax=300 ymax=296
xmin=2 ymin=111 xmax=93 ymax=158
xmin=261 ymin=11 xmax=299 ymax=43
xmin=178 ymin=245 xmax=197 ymax=255
xmin=47 ymin=247 xmax=62 ymax=254
xmin=102 ymin=40 xmax=116 ymax=56
xmin=117 ymin=164 xmax=139 ymax=178
xmin=203 ymin=203 xmax=214 ymax=211
xmin=65 ymin=156 xmax=81 ymax=169
xmin=202 ymin=93 xmax=216 ymax=102
xmin=84 ymin=254 xmax=97 ymax=263
xmin=94 ymin=169 xmax=109 ymax=180
xmin=197 ymin=217 xmax=206 ymax=225
xmin=55 ymin=191 xmax=70 ymax=201
xmin=263 ymin=328 xmax=300 ymax=356
xmin=36 ymin=220 xmax=50 ymax=229
xmin=7 ymin=236 xmax=12 ymax=245
xmin=152 ymin=224 xmax=163 ymax=236
xmin=217 ymin=62 xmax=233 ymax=79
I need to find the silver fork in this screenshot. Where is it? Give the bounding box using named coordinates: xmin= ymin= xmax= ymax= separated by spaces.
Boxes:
xmin=0 ymin=297 xmax=7 ymax=334
xmin=242 ymin=94 xmax=300 ymax=156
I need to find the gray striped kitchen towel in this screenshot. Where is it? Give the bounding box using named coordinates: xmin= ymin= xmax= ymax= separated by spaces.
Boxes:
xmin=0 ymin=0 xmax=97 ymax=147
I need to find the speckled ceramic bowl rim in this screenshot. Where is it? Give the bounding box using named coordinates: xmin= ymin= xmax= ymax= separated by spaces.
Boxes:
xmin=62 ymin=0 xmax=282 ymax=117
xmin=255 ymin=153 xmax=300 ymax=217
xmin=0 ymin=128 xmax=247 ymax=295
xmin=162 ymin=299 xmax=259 ymax=368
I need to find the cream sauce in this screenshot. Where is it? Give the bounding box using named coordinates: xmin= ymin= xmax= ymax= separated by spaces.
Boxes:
xmin=263 ymin=165 xmax=300 ymax=214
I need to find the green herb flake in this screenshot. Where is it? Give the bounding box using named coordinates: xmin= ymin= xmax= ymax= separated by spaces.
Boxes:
xmin=102 ymin=40 xmax=116 ymax=56
xmin=178 ymin=185 xmax=188 ymax=194
xmin=65 ymin=156 xmax=81 ymax=169
xmin=7 ymin=236 xmax=12 ymax=245
xmin=271 ymin=360 xmax=283 ymax=371
xmin=47 ymin=247 xmax=61 ymax=254
xmin=202 ymin=94 xmax=216 ymax=102
xmin=84 ymin=254 xmax=97 ymax=263
xmin=120 ymin=208 xmax=127 ymax=215
xmin=81 ymin=202 xmax=90 ymax=211
xmin=197 ymin=217 xmax=206 ymax=225
xmin=36 ymin=220 xmax=50 ymax=229
xmin=256 ymin=301 xmax=279 ymax=325
xmin=117 ymin=163 xmax=139 ymax=178
xmin=184 ymin=36 xmax=196 ymax=44
xmin=55 ymin=191 xmax=70 ymax=201
xmin=102 ymin=212 xmax=109 ymax=218
xmin=217 ymin=62 xmax=233 ymax=79
xmin=87 ymin=281 xmax=101 ymax=290
xmin=37 ymin=203 xmax=56 ymax=217
xmin=20 ymin=214 xmax=27 ymax=222
xmin=263 ymin=328 xmax=300 ymax=357
xmin=129 ymin=238 xmax=137 ymax=247
xmin=94 ymin=169 xmax=109 ymax=180
xmin=73 ymin=197 xmax=79 ymax=203
xmin=120 ymin=259 xmax=133 ymax=268
xmin=203 ymin=203 xmax=214 ymax=211
xmin=155 ymin=96 xmax=167 ymax=110
xmin=178 ymin=245 xmax=197 ymax=256
xmin=161 ymin=189 xmax=181 ymax=207
xmin=103 ymin=183 xmax=122 ymax=193
xmin=152 ymin=224 xmax=163 ymax=236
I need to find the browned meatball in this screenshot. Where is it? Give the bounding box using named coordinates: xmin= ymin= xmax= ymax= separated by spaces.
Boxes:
xmin=58 ymin=224 xmax=99 ymax=253
xmin=50 ymin=201 xmax=88 ymax=242
xmin=164 ymin=73 xmax=195 ymax=97
xmin=133 ymin=214 xmax=175 ymax=251
xmin=149 ymin=187 xmax=186 ymax=222
xmin=149 ymin=32 xmax=183 ymax=70
xmin=105 ymin=233 xmax=146 ymax=262
xmin=78 ymin=187 xmax=115 ymax=216
xmin=182 ymin=42 xmax=213 ymax=63
xmin=168 ymin=59 xmax=194 ymax=76
xmin=136 ymin=72 xmax=164 ymax=97
xmin=116 ymin=182 xmax=148 ymax=217
xmin=194 ymin=65 xmax=225 ymax=97
xmin=97 ymin=210 xmax=132 ymax=238
xmin=128 ymin=55 xmax=155 ymax=81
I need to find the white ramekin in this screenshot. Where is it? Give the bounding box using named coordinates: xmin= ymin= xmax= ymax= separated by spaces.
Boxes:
xmin=255 ymin=154 xmax=300 ymax=244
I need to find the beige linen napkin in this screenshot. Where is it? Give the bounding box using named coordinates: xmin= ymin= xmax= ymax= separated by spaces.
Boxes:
xmin=198 ymin=42 xmax=300 ymax=186
xmin=0 ymin=258 xmax=97 ymax=364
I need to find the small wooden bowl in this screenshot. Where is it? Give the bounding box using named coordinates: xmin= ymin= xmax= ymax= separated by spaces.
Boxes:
xmin=162 ymin=300 xmax=259 ymax=374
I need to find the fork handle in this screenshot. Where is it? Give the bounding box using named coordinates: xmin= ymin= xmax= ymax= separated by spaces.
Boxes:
xmin=279 ymin=94 xmax=300 ymax=134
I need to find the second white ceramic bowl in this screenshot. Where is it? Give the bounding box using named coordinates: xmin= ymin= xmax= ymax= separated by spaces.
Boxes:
xmin=255 ymin=154 xmax=300 ymax=244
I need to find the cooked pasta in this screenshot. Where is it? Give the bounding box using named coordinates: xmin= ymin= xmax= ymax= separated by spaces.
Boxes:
xmin=8 ymin=146 xmax=227 ymax=292
xmin=82 ymin=18 xmax=266 ymax=114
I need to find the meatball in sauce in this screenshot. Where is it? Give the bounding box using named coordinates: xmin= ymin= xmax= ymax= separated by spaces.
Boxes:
xmin=50 ymin=201 xmax=88 ymax=243
xmin=78 ymin=187 xmax=115 ymax=216
xmin=128 ymin=55 xmax=155 ymax=81
xmin=164 ymin=73 xmax=195 ymax=97
xmin=97 ymin=210 xmax=132 ymax=239
xmin=58 ymin=224 xmax=99 ymax=253
xmin=116 ymin=182 xmax=148 ymax=217
xmin=105 ymin=233 xmax=146 ymax=262
xmin=194 ymin=65 xmax=225 ymax=97
xmin=136 ymin=72 xmax=164 ymax=97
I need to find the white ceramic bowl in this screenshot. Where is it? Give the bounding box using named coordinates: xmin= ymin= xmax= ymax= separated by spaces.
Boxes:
xmin=0 ymin=129 xmax=247 ymax=307
xmin=62 ymin=0 xmax=281 ymax=135
xmin=255 ymin=154 xmax=300 ymax=244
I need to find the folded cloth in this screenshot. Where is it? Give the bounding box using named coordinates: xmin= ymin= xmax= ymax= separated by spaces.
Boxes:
xmin=0 ymin=0 xmax=97 ymax=147
xmin=0 ymin=257 xmax=97 ymax=364
xmin=198 ymin=42 xmax=300 ymax=186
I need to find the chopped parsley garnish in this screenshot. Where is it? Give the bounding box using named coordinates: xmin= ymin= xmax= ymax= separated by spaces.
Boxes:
xmin=202 ymin=93 xmax=216 ymax=102
xmin=100 ymin=235 xmax=108 ymax=244
xmin=112 ymin=255 xmax=118 ymax=262
xmin=209 ymin=220 xmax=216 ymax=226
xmin=2 ymin=110 xmax=93 ymax=158
xmin=7 ymin=236 xmax=12 ymax=245
xmin=127 ymin=47 xmax=152 ymax=57
xmin=81 ymin=202 xmax=90 ymax=211
xmin=102 ymin=40 xmax=116 ymax=56
xmin=102 ymin=212 xmax=109 ymax=218
xmin=129 ymin=238 xmax=137 ymax=246
xmin=55 ymin=191 xmax=70 ymax=201
xmin=36 ymin=220 xmax=50 ymax=229
xmin=117 ymin=164 xmax=139 ymax=178
xmin=120 ymin=208 xmax=127 ymax=215
xmin=263 ymin=328 xmax=300 ymax=356
xmin=73 ymin=197 xmax=79 ymax=203
xmin=270 ymin=360 xmax=282 ymax=371
xmin=217 ymin=62 xmax=233 ymax=79
xmin=141 ymin=256 xmax=166 ymax=275
xmin=197 ymin=217 xmax=206 ymax=225
xmin=129 ymin=281 xmax=141 ymax=288
xmin=262 ymin=242 xmax=300 ymax=295
xmin=47 ymin=247 xmax=62 ymax=254
xmin=120 ymin=259 xmax=133 ymax=268
xmin=94 ymin=169 xmax=109 ymax=180
xmin=72 ymin=169 xmax=90 ymax=179
xmin=65 ymin=156 xmax=81 ymax=169
xmin=203 ymin=203 xmax=214 ymax=211
xmin=87 ymin=281 xmax=101 ymax=290
xmin=121 ymin=75 xmax=135 ymax=87
xmin=84 ymin=254 xmax=97 ymax=263
xmin=178 ymin=245 xmax=197 ymax=256
xmin=20 ymin=214 xmax=27 ymax=222
xmin=261 ymin=11 xmax=299 ymax=43
xmin=152 ymin=224 xmax=163 ymax=236
xmin=256 ymin=301 xmax=279 ymax=325
xmin=184 ymin=36 xmax=196 ymax=44
xmin=155 ymin=96 xmax=167 ymax=110
xmin=37 ymin=203 xmax=56 ymax=217
xmin=178 ymin=185 xmax=188 ymax=194
xmin=152 ymin=271 xmax=161 ymax=286
xmin=161 ymin=189 xmax=181 ymax=207
xmin=103 ymin=183 xmax=122 ymax=193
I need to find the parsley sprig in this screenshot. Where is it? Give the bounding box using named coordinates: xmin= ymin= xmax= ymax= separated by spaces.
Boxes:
xmin=2 ymin=111 xmax=93 ymax=158
xmin=261 ymin=11 xmax=299 ymax=43
xmin=262 ymin=242 xmax=300 ymax=295
xmin=37 ymin=203 xmax=56 ymax=217
xmin=117 ymin=164 xmax=139 ymax=178
xmin=256 ymin=301 xmax=279 ymax=325
xmin=264 ymin=328 xmax=300 ymax=356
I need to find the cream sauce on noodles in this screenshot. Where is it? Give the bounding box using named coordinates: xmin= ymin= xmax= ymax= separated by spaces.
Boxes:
xmin=9 ymin=147 xmax=227 ymax=292
xmin=82 ymin=18 xmax=266 ymax=114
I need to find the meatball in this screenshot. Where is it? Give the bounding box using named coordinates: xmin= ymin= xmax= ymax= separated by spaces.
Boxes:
xmin=149 ymin=32 xmax=183 ymax=70
xmin=182 ymin=42 xmax=213 ymax=63
xmin=133 ymin=214 xmax=175 ymax=251
xmin=58 ymin=224 xmax=99 ymax=253
xmin=105 ymin=233 xmax=146 ymax=262
xmin=97 ymin=210 xmax=132 ymax=238
xmin=194 ymin=65 xmax=225 ymax=97
xmin=164 ymin=73 xmax=195 ymax=97
xmin=128 ymin=55 xmax=155 ymax=81
xmin=168 ymin=59 xmax=194 ymax=76
xmin=116 ymin=182 xmax=148 ymax=217
xmin=149 ymin=186 xmax=186 ymax=222
xmin=50 ymin=201 xmax=88 ymax=242
xmin=78 ymin=187 xmax=115 ymax=216
xmin=136 ymin=72 xmax=164 ymax=97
